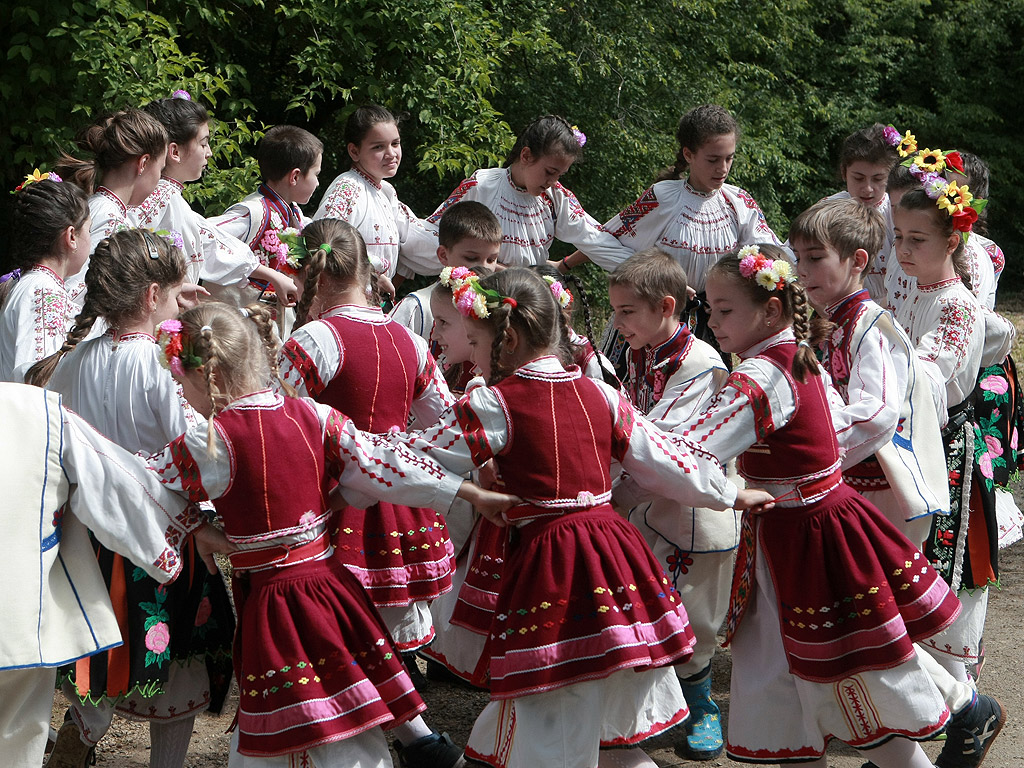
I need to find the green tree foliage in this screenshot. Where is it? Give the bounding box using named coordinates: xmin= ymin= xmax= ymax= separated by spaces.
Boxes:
xmin=2 ymin=0 xmax=1021 ymax=291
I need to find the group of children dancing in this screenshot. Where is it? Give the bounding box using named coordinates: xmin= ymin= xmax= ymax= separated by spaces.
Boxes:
xmin=0 ymin=95 xmax=1017 ymax=768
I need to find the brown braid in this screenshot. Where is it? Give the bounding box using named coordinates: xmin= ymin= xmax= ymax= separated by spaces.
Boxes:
xmin=25 ymin=305 xmax=100 ymax=387
xmin=487 ymin=303 xmax=514 ymax=385
xmin=295 ymin=218 xmax=371 ymax=324
xmin=294 ymin=246 xmax=327 ymax=328
xmin=789 ymin=283 xmax=821 ymax=383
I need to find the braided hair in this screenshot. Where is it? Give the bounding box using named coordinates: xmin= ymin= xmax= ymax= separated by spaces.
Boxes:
xmin=26 ymin=229 xmax=186 ymax=386
xmin=504 ymin=115 xmax=583 ymax=167
xmin=707 ymin=244 xmax=823 ymax=383
xmin=293 ymin=218 xmax=372 ymax=327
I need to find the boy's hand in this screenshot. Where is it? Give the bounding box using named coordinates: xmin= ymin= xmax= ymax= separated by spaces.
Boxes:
xmin=733 ymin=487 xmax=775 ymax=515
xmin=177 ymin=282 xmax=210 ymax=310
xmin=376 ymin=273 xmax=396 ymax=302
xmin=194 ymin=522 xmax=237 ymax=574
xmin=271 ymin=272 xmax=299 ymax=307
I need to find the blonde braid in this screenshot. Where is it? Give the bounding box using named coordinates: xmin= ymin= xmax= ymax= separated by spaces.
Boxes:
xmin=243 ymin=302 xmax=295 ymax=396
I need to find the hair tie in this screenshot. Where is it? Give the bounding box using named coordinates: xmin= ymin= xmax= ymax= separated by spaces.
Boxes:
xmin=319 ymin=243 xmax=332 ymax=254
xmin=0 ymin=268 xmax=21 ymax=283
xmin=502 ymin=297 xmax=518 ymax=308
xmin=238 ymin=308 xmax=250 ymax=318
xmin=172 ymin=89 xmax=192 ymax=101
xmin=798 ymin=340 xmax=811 ymax=349
xmin=200 ymin=325 xmax=213 ymax=334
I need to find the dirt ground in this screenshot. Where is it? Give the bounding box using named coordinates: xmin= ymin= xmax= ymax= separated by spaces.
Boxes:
xmin=50 ymin=525 xmax=1024 ymax=768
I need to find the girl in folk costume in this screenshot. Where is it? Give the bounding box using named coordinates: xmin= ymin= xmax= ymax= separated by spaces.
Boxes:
xmin=560 ymin=105 xmax=785 ymax=364
xmin=31 ymin=230 xmax=235 ymax=768
xmin=645 ymin=246 xmax=964 ymax=767
xmin=132 ymin=92 xmax=287 ymax=300
xmin=0 ymin=174 xmax=90 ymax=382
xmin=426 ymin=115 xmax=633 ymax=269
xmin=277 ymin=220 xmax=467 ymax=767
xmin=399 ymin=268 xmax=773 ymax=768
xmin=144 ymin=302 xmax=516 ymax=767
xmin=314 ymin=104 xmax=442 ymax=292
xmin=607 ymin=249 xmax=736 ymax=761
xmin=892 ymin=178 xmax=1016 ymax=693
xmin=54 ymin=108 xmax=169 ymax=305
xmin=0 ymin=382 xmax=232 ymax=768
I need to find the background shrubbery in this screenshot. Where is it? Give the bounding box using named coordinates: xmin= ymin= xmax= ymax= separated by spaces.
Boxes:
xmin=3 ymin=0 xmax=1021 ymax=303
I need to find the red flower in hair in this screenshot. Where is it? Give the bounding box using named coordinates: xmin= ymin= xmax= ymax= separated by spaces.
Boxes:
xmin=952 ymin=208 xmax=978 ymax=232
xmin=944 ymin=151 xmax=965 ymax=174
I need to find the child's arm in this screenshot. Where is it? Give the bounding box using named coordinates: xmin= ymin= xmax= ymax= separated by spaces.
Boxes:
xmin=645 ymin=350 xmax=729 ymax=432
xmin=391 ymin=194 xmax=442 ymax=278
xmin=277 ymin=322 xmax=340 ymax=398
xmin=196 ymin=217 xmax=261 ymax=288
xmin=549 ymin=183 xmax=633 ymax=270
xmin=390 ymin=289 xmax=429 ymax=338
xmin=563 ymin=185 xmax=669 ymax=272
xmin=407 ymin=332 xmax=455 ymax=427
xmin=915 ymin=295 xmax=986 ymax=404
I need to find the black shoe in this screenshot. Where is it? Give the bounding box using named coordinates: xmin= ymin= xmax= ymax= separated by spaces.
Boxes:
xmin=402 ymin=651 xmax=429 ymax=690
xmin=395 ymin=731 xmax=467 ymax=768
xmin=936 ymin=694 xmax=1006 ymax=768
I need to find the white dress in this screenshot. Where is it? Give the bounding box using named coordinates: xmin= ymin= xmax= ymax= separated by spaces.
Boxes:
xmin=0 ymin=265 xmax=76 ymax=383
xmin=886 ymin=235 xmax=997 ymax=316
xmin=427 ymin=167 xmax=633 ymax=267
xmin=597 ymin=179 xmax=785 ymax=292
xmin=66 ymin=187 xmax=131 ymax=305
xmin=129 ymin=177 xmax=259 ymax=287
xmin=314 ymin=168 xmax=441 ymax=279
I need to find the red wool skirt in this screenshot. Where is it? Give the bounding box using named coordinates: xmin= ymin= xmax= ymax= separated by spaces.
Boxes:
xmin=754 ymin=483 xmax=962 ymax=682
xmin=231 ymin=557 xmax=425 ymax=756
xmin=483 ymin=505 xmax=696 ymax=699
xmin=333 ymin=502 xmax=454 ymax=607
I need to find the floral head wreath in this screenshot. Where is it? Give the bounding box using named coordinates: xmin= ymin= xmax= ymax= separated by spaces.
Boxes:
xmin=12 ymin=168 xmax=62 ymax=194
xmin=156 ymin=319 xmax=204 ymax=376
xmin=889 ymin=135 xmax=987 ymax=241
xmin=542 ymin=275 xmax=573 ymax=309
xmin=260 ymin=227 xmax=311 ymax=275
xmin=737 ymin=245 xmax=794 ymax=292
xmin=883 ymin=125 xmax=918 ymax=159
xmin=440 ymin=265 xmax=516 ymax=319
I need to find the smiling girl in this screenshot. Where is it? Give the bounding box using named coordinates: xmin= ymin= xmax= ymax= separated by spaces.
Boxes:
xmin=427 ymin=115 xmax=632 ymax=269
xmin=314 ymin=105 xmax=441 ymax=293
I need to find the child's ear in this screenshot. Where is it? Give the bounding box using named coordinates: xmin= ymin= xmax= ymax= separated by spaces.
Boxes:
xmin=61 ymin=225 xmax=78 ymax=252
xmin=852 ymin=248 xmax=870 ymax=274
xmin=660 ymin=295 xmax=677 ymax=319
xmin=144 ymin=282 xmax=161 ymax=313
xmin=136 ymin=154 xmax=150 ymax=176
xmin=519 ymin=146 xmax=534 ymax=165
xmin=288 ymin=168 xmax=302 ymax=187
xmin=437 ymin=246 xmax=450 ymax=266
xmin=765 ymin=296 xmax=784 ymax=326
xmin=168 ymin=142 xmax=183 ymax=165
xmin=502 ymin=326 xmax=521 ymax=355
xmin=346 ymin=142 xmax=360 ymax=164
xmin=946 ymin=232 xmax=961 ymax=257
xmin=681 ymin=145 xmax=695 ymax=167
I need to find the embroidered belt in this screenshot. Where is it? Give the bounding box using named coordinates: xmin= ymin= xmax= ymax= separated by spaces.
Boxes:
xmin=228 ymin=530 xmax=331 ymax=572
xmin=843 ymin=456 xmax=891 ymax=491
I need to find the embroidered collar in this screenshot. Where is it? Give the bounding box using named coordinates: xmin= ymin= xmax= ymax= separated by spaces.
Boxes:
xmin=28 ymin=263 xmax=65 ymax=286
xmin=353 ymin=166 xmax=383 ymax=191
xmin=160 ymin=176 xmax=185 ymax=191
xmin=257 ymin=183 xmax=300 ymax=227
xmin=504 ymin=168 xmax=530 ymax=194
xmin=95 ymin=186 xmax=128 ymax=216
xmin=683 ymin=178 xmax=720 ymax=200
xmin=918 ymin=276 xmax=962 ymax=293
xmin=513 ymin=354 xmax=581 ymax=381
xmin=647 ymin=325 xmax=691 ymax=370
xmin=109 ymin=329 xmax=157 ymax=343
xmin=825 ymin=289 xmax=871 ymax=320
xmin=318 ymin=303 xmax=384 ymax=322
xmin=222 ymin=388 xmax=282 ymax=411
xmin=737 ymin=327 xmax=795 ymax=360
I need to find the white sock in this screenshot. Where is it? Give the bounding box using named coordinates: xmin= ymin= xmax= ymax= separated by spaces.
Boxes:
xmin=857 ymin=736 xmax=935 ymax=768
xmin=597 ymin=746 xmax=658 ymax=768
xmin=393 ymin=715 xmax=433 ymax=743
xmin=149 ymin=715 xmax=195 ymax=768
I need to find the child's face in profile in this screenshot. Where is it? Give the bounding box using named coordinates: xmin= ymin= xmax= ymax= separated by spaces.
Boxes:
xmin=791 ymin=237 xmax=865 ymax=312
xmin=174 ymin=366 xmax=213 ymax=418
xmin=512 ymin=147 xmax=574 ymax=196
xmin=430 ymin=289 xmax=475 ymax=366
xmin=843 ymin=160 xmax=890 ymax=208
xmin=439 ymin=237 xmax=501 ymax=271
xmin=705 ymin=272 xmax=777 ymax=355
xmin=463 ymin=314 xmax=497 ymax=381
xmin=609 ymin=284 xmax=677 ymax=350
xmin=292 ymin=153 xmax=323 ymax=205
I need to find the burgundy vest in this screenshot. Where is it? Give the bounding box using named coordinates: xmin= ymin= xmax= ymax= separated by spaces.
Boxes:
xmin=212 ymin=398 xmax=331 ymax=537
xmin=737 ymin=340 xmax=840 ymax=484
xmin=317 ymin=315 xmax=418 ymax=433
xmin=490 ymin=371 xmax=618 ymax=506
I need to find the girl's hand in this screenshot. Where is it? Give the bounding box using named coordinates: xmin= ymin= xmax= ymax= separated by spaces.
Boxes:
xmin=457 ymin=480 xmax=521 ymax=527
xmin=177 ymin=282 xmax=210 ymax=310
xmin=733 ymin=487 xmax=775 ymax=514
xmin=376 ymin=273 xmax=396 ymax=302
xmin=193 ymin=522 xmax=237 ymax=574
xmin=478 ymin=459 xmax=502 ymax=491
xmin=270 ymin=272 xmax=299 ymax=307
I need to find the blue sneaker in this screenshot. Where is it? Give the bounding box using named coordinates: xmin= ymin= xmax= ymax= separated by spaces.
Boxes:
xmin=936 ymin=693 xmax=1006 ymax=768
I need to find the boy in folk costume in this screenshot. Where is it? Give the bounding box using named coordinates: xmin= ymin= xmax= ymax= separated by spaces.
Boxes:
xmin=608 ymin=248 xmax=736 ymax=761
xmin=0 ymin=383 xmax=230 ymax=768
xmin=209 ymin=125 xmax=320 ymax=315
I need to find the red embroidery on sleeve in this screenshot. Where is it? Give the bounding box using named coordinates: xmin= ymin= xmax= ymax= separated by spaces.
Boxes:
xmin=611 ymin=187 xmax=659 ymax=238
xmin=169 ymin=435 xmax=207 ymax=503
xmin=282 ymin=338 xmax=326 ymax=396
xmin=427 ymin=177 xmax=479 ymax=224
xmin=611 ymin=393 xmax=636 ymax=461
xmin=726 ymin=372 xmax=775 ymax=441
xmin=454 ymin=398 xmax=493 ymax=466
